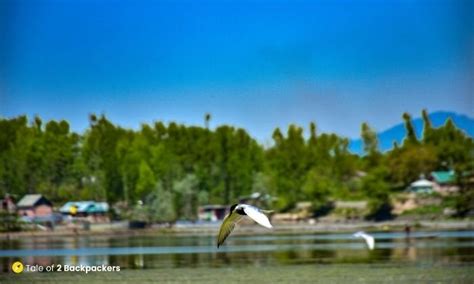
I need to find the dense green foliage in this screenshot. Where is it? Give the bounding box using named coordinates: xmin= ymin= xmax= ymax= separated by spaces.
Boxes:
xmin=0 ymin=110 xmax=473 ymax=220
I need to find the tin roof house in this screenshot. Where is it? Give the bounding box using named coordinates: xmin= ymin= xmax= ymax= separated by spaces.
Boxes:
xmin=60 ymin=201 xmax=109 ymax=217
xmin=431 ymin=171 xmax=456 ymax=184
xmin=409 ymin=171 xmax=459 ymax=195
xmin=59 ymin=201 xmax=110 ymax=224
xmin=16 ymin=194 xmax=53 ymax=218
xmin=430 ymin=170 xmax=459 ymax=195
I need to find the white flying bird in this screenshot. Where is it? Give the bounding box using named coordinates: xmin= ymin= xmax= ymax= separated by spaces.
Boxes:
xmin=217 ymin=204 xmax=273 ymax=248
xmin=353 ymin=231 xmax=375 ymax=250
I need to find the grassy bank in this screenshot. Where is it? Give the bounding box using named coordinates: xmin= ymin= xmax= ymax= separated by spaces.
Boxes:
xmin=2 ymin=263 xmax=474 ymax=283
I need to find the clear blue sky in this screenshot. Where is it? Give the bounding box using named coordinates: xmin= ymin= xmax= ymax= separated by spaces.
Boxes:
xmin=1 ymin=0 xmax=472 ymax=142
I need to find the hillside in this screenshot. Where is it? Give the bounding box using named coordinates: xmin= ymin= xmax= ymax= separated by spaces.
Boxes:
xmin=349 ymin=111 xmax=474 ymax=155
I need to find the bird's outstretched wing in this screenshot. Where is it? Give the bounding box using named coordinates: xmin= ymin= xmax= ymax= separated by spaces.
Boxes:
xmin=354 ymin=231 xmax=375 ymax=250
xmin=242 ymin=205 xmax=273 ymax=229
xmin=365 ymin=235 xmax=375 ymax=250
xmin=217 ymin=212 xmax=243 ymax=248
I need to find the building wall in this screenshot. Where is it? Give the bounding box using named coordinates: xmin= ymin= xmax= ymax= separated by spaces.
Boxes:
xmin=18 ymin=209 xmax=35 ymax=217
xmin=34 ymin=205 xmax=53 ymax=216
xmin=433 ymin=184 xmax=459 ymax=195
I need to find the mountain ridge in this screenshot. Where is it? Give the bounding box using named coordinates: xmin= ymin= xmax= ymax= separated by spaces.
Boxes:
xmin=349 ymin=111 xmax=474 ymax=155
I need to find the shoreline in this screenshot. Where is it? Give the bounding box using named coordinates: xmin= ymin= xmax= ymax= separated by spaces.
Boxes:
xmin=0 ymin=219 xmax=472 ymax=240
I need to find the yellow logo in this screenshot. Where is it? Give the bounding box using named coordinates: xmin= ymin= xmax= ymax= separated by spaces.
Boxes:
xmin=12 ymin=261 xmax=24 ymax=274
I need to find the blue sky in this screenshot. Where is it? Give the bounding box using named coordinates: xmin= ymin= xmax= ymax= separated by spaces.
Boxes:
xmin=1 ymin=0 xmax=472 ymax=142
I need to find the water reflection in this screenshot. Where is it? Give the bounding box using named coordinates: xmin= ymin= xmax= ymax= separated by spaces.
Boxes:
xmin=1 ymin=230 xmax=473 ymax=272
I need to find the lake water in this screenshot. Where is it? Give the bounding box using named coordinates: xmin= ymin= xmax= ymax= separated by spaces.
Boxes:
xmin=1 ymin=229 xmax=473 ymax=273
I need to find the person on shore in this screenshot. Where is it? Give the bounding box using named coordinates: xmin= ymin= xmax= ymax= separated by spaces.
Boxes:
xmin=405 ymin=224 xmax=411 ymax=237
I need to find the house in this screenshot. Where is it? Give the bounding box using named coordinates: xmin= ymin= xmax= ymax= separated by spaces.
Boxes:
xmin=198 ymin=205 xmax=228 ymax=221
xmin=430 ymin=170 xmax=459 ymax=195
xmin=408 ymin=171 xmax=460 ymax=195
xmin=59 ymin=201 xmax=109 ymax=222
xmin=1 ymin=194 xmax=16 ymax=213
xmin=431 ymin=170 xmax=455 ymax=184
xmin=16 ymin=194 xmax=53 ymax=218
xmin=408 ymin=178 xmax=434 ymax=194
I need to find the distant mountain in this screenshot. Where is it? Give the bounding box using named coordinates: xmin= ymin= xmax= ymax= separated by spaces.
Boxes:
xmin=349 ymin=111 xmax=474 ymax=155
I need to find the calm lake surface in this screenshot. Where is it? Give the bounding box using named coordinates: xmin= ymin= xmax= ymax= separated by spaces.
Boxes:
xmin=1 ymin=229 xmax=473 ymax=273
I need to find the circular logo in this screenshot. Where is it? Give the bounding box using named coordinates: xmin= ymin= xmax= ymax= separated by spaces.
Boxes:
xmin=12 ymin=261 xmax=24 ymax=274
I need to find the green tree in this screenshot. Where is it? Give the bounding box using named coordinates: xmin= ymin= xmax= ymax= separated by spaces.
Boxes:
xmin=424 ymin=118 xmax=473 ymax=170
xmin=39 ymin=120 xmax=80 ymax=201
xmin=173 ymin=174 xmax=199 ymax=220
xmin=0 ymin=116 xmax=30 ymax=197
xmin=421 ymin=109 xmax=433 ymax=142
xmin=302 ymin=167 xmax=333 ymax=208
xmin=402 ymin=112 xmax=418 ymax=145
xmin=146 ymin=183 xmax=176 ymax=223
xmin=360 ymin=122 xmax=381 ymax=169
xmin=205 ymin=113 xmax=211 ymax=129
xmin=82 ymin=115 xmax=126 ymax=201
xmin=266 ymin=125 xmax=308 ymax=209
xmin=387 ymin=144 xmax=437 ymax=187
xmin=136 ymin=161 xmax=156 ymax=201
xmin=1 ymin=111 xmax=472 ymax=220
xmin=360 ymin=167 xmax=392 ymax=220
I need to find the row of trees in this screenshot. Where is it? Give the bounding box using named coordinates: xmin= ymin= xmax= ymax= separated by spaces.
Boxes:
xmin=0 ymin=110 xmax=473 ymax=220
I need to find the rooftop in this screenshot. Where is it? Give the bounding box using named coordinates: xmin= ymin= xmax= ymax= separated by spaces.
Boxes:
xmin=411 ymin=179 xmax=434 ymax=188
xmin=431 ymin=171 xmax=456 ymax=184
xmin=16 ymin=194 xmax=50 ymax=208
xmin=59 ymin=201 xmax=109 ymax=213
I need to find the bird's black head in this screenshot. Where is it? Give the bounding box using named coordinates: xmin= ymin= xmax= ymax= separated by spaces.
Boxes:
xmin=229 ymin=204 xmax=238 ymax=213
